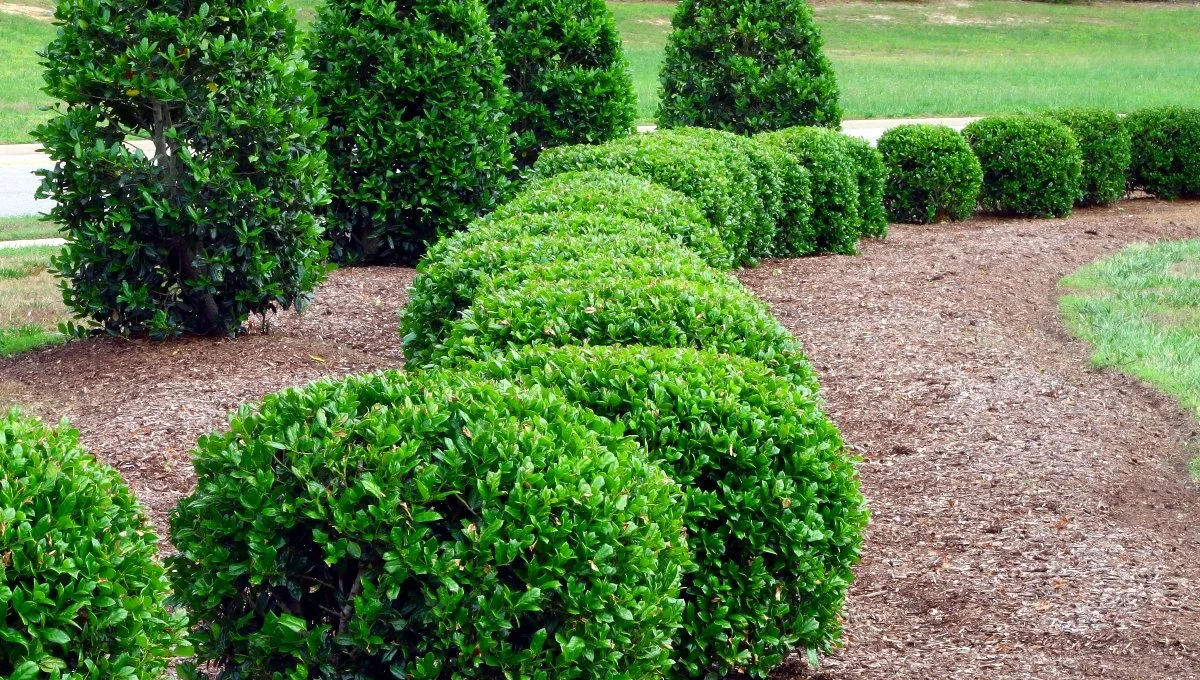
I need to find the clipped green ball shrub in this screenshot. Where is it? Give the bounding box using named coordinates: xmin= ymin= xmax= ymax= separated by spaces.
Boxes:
xmin=752 ymin=139 xmax=816 ymax=257
xmin=485 ymin=0 xmax=637 ymax=166
xmin=842 ymin=135 xmax=889 ymax=238
xmin=876 ymin=124 xmax=982 ymax=224
xmin=757 ymin=127 xmax=861 ymax=255
xmin=1046 ymin=108 xmax=1131 ymax=206
xmin=469 ymin=345 xmax=868 ymax=679
xmin=1125 ymin=106 xmax=1200 ymax=200
xmin=170 ymin=371 xmax=687 ymax=678
xmin=0 ymin=410 xmax=184 ymax=679
xmin=963 ymin=115 xmax=1083 ymax=218
xmin=657 ymin=0 xmax=842 ymax=134
xmin=311 ymin=0 xmax=514 ymax=264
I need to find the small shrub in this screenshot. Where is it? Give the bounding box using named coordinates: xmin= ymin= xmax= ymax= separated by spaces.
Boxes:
xmin=752 ymin=139 xmax=816 ymax=256
xmin=876 ymin=124 xmax=982 ymax=224
xmin=1046 ymin=108 xmax=1131 ymax=206
xmin=757 ymin=127 xmax=861 ymax=254
xmin=0 ymin=410 xmax=184 ymax=678
xmin=657 ymin=0 xmax=841 ymax=134
xmin=963 ymin=115 xmax=1083 ymax=218
xmin=170 ymin=371 xmax=688 ymax=678
xmin=842 ymin=136 xmax=889 ymax=238
xmin=484 ymin=0 xmax=637 ymax=166
xmin=1125 ymin=106 xmax=1200 ymax=200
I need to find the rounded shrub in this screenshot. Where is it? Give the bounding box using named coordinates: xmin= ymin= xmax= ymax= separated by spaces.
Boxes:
xmin=962 ymin=115 xmax=1083 ymax=218
xmin=1046 ymin=108 xmax=1131 ymax=207
xmin=469 ymin=345 xmax=867 ymax=679
xmin=842 ymin=135 xmax=889 ymax=238
xmin=657 ymin=0 xmax=842 ymax=134
xmin=34 ymin=0 xmax=329 ymax=337
xmin=1125 ymin=106 xmax=1200 ymax=200
xmin=311 ymin=0 xmax=514 ymax=264
xmin=489 ymin=170 xmax=730 ymax=268
xmin=0 ymin=410 xmax=184 ymax=678
xmin=757 ymin=127 xmax=861 ymax=255
xmin=876 ymin=124 xmax=982 ymax=224
xmin=485 ymin=0 xmax=637 ymax=166
xmin=752 ymin=139 xmax=816 ymax=257
xmin=170 ymin=371 xmax=688 ymax=678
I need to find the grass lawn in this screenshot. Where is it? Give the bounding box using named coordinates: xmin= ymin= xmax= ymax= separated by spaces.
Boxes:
xmin=1060 ymin=238 xmax=1200 ymax=482
xmin=0 ymin=243 xmax=67 ymax=356
xmin=0 ymin=215 xmax=59 ymax=241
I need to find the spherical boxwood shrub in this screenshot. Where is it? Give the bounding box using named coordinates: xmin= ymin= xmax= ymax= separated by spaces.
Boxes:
xmin=469 ymin=345 xmax=868 ymax=679
xmin=876 ymin=124 xmax=982 ymax=224
xmin=0 ymin=410 xmax=184 ymax=679
xmin=1125 ymin=106 xmax=1200 ymax=200
xmin=657 ymin=0 xmax=842 ymax=134
xmin=485 ymin=0 xmax=637 ymax=166
xmin=757 ymin=127 xmax=861 ymax=255
xmin=488 ymin=170 xmax=730 ymax=268
xmin=842 ymin=135 xmax=889 ymax=238
xmin=170 ymin=371 xmax=688 ymax=678
xmin=311 ymin=0 xmax=514 ymax=264
xmin=1046 ymin=108 xmax=1131 ymax=207
xmin=962 ymin=115 xmax=1083 ymax=218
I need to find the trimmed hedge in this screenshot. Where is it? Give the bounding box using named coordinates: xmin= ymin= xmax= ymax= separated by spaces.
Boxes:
xmin=842 ymin=135 xmax=889 ymax=238
xmin=1046 ymin=108 xmax=1131 ymax=207
xmin=963 ymin=115 xmax=1083 ymax=218
xmin=469 ymin=345 xmax=867 ymax=679
xmin=170 ymin=371 xmax=688 ymax=678
xmin=877 ymin=124 xmax=982 ymax=224
xmin=0 ymin=411 xmax=183 ymax=679
xmin=752 ymin=139 xmax=816 ymax=257
xmin=1125 ymin=106 xmax=1200 ymax=200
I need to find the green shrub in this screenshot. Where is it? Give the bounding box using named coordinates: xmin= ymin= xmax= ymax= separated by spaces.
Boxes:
xmin=311 ymin=0 xmax=514 ymax=264
xmin=488 ymin=170 xmax=731 ymax=268
xmin=876 ymin=124 xmax=982 ymax=224
xmin=842 ymin=135 xmax=889 ymax=238
xmin=170 ymin=371 xmax=688 ymax=678
xmin=657 ymin=0 xmax=841 ymax=134
xmin=34 ymin=0 xmax=329 ymax=337
xmin=1046 ymin=108 xmax=1131 ymax=206
xmin=963 ymin=115 xmax=1083 ymax=218
xmin=485 ymin=0 xmax=637 ymax=166
xmin=0 ymin=410 xmax=184 ymax=678
xmin=757 ymin=127 xmax=861 ymax=255
xmin=1125 ymin=106 xmax=1200 ymax=200
xmin=752 ymin=139 xmax=816 ymax=257
xmin=469 ymin=345 xmax=867 ymax=679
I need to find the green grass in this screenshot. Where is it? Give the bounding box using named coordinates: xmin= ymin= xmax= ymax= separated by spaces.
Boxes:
xmin=607 ymin=1 xmax=672 ymax=122
xmin=0 ymin=9 xmax=56 ymax=144
xmin=1061 ymin=239 xmax=1200 ymax=481
xmin=0 ymin=243 xmax=66 ymax=356
xmin=0 ymin=215 xmax=59 ymax=242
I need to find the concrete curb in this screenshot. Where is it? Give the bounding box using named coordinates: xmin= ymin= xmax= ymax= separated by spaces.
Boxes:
xmin=0 ymin=238 xmax=64 ymax=249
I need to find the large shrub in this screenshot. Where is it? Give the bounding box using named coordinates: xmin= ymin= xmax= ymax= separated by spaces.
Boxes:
xmin=0 ymin=411 xmax=184 ymax=678
xmin=876 ymin=124 xmax=982 ymax=224
xmin=311 ymin=0 xmax=514 ymax=264
xmin=1125 ymin=106 xmax=1200 ymax=200
xmin=485 ymin=0 xmax=637 ymax=166
xmin=842 ymin=135 xmax=889 ymax=238
xmin=757 ymin=127 xmax=861 ymax=254
xmin=657 ymin=0 xmax=841 ymax=134
xmin=1046 ymin=108 xmax=1131 ymax=206
xmin=170 ymin=371 xmax=688 ymax=678
xmin=34 ymin=0 xmax=329 ymax=337
xmin=963 ymin=115 xmax=1083 ymax=218
xmin=470 ymin=345 xmax=868 ymax=679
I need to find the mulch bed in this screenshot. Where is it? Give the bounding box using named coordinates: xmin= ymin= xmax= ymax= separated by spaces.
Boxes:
xmin=2 ymin=198 xmax=1199 ymax=677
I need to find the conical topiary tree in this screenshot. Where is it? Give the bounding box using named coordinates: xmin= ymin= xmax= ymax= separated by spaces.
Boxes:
xmin=34 ymin=0 xmax=329 ymax=338
xmin=657 ymin=0 xmax=842 ymax=135
xmin=484 ymin=0 xmax=637 ymax=166
xmin=311 ymin=0 xmax=515 ymax=264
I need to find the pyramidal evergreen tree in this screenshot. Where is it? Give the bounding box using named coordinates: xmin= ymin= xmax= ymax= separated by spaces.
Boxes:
xmin=657 ymin=0 xmax=842 ymax=134
xmin=485 ymin=0 xmax=637 ymax=166
xmin=34 ymin=0 xmax=330 ymax=338
xmin=311 ymin=0 xmax=514 ymax=264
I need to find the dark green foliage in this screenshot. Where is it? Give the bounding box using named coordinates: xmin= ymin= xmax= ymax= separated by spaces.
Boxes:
xmin=876 ymin=124 xmax=982 ymax=224
xmin=1046 ymin=108 xmax=1131 ymax=206
xmin=470 ymin=345 xmax=867 ymax=679
xmin=752 ymin=139 xmax=816 ymax=257
xmin=489 ymin=170 xmax=731 ymax=268
xmin=34 ymin=0 xmax=329 ymax=337
xmin=657 ymin=0 xmax=842 ymax=134
xmin=757 ymin=127 xmax=861 ymax=255
xmin=170 ymin=371 xmax=688 ymax=679
xmin=311 ymin=0 xmax=514 ymax=264
xmin=963 ymin=115 xmax=1083 ymax=218
xmin=0 ymin=410 xmax=184 ymax=678
xmin=484 ymin=0 xmax=637 ymax=166
xmin=842 ymin=136 xmax=888 ymax=238
xmin=1125 ymin=106 xmax=1200 ymax=200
